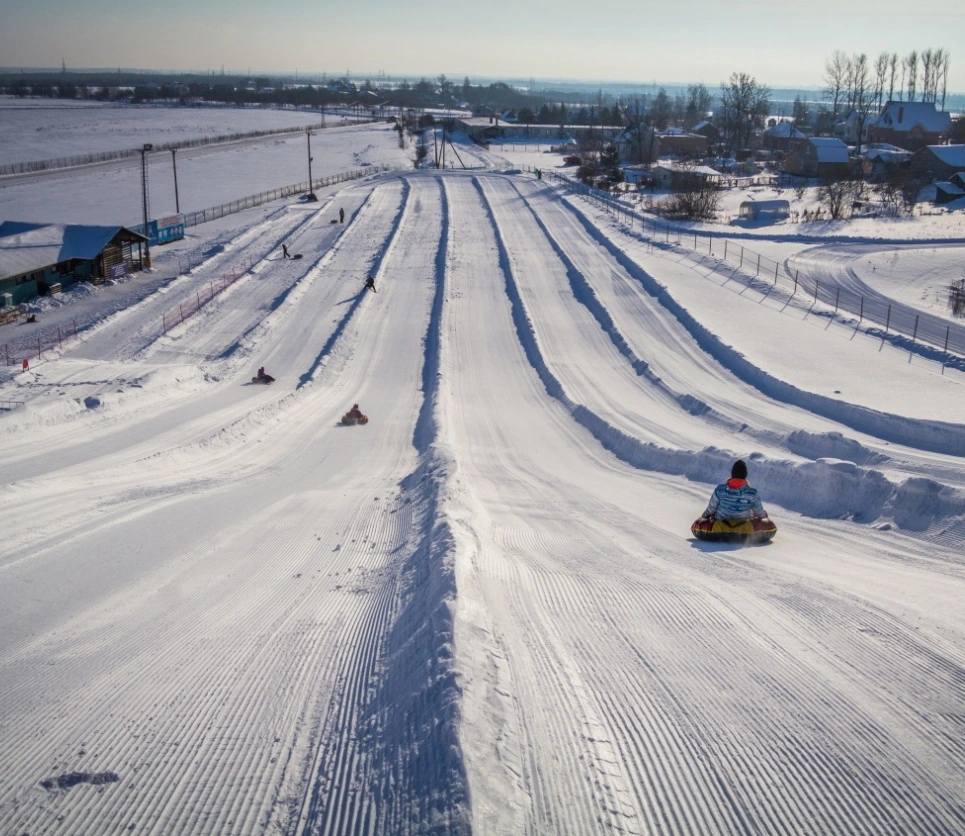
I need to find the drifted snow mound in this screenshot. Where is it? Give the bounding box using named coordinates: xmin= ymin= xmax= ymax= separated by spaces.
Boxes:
xmin=787 ymin=430 xmax=887 ymax=467
xmin=757 ymin=456 xmax=892 ymax=522
xmin=891 ymin=477 xmax=965 ymax=532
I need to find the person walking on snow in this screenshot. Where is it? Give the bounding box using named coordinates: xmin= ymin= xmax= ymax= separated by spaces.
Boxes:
xmin=700 ymin=459 xmax=768 ymax=522
xmin=364 ymin=276 xmax=377 ymax=293
xmin=282 ymin=244 xmax=290 ymax=258
xmin=339 ymin=207 xmax=345 ymax=223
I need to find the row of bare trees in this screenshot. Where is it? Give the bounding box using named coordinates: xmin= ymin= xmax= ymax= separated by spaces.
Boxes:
xmin=824 ymin=48 xmax=952 ymax=117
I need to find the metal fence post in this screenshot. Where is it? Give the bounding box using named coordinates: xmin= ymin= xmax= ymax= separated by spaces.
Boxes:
xmin=724 ymin=241 xmax=728 ymax=260
xmin=834 ymin=287 xmax=840 ymax=313
xmin=885 ymin=304 xmax=891 ymax=333
xmin=793 ymin=271 xmax=798 ymax=294
xmin=756 ymin=254 xmax=760 ymax=275
xmin=912 ymin=314 xmax=919 ymax=343
xmin=859 ymin=296 xmax=864 ymax=322
xmin=814 ymin=279 xmax=819 ymax=301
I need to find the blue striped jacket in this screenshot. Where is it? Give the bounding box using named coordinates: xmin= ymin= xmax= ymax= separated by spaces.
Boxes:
xmin=703 ymin=479 xmax=766 ymax=520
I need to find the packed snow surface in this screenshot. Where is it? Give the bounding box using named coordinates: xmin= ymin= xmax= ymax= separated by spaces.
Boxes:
xmin=2 ymin=107 xmax=965 ymax=835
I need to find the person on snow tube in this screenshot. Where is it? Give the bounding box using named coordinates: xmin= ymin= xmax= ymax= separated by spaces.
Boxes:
xmin=342 ymin=403 xmax=368 ymax=424
xmin=693 ymin=459 xmax=775 ymax=542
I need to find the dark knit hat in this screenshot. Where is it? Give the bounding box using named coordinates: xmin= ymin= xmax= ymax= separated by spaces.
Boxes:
xmin=731 ymin=459 xmax=748 ymax=480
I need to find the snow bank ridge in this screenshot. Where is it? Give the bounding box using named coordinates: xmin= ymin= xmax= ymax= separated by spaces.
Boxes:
xmin=480 ymin=179 xmax=965 ymax=537
xmin=358 ymin=175 xmax=469 ymax=829
xmin=560 ymin=194 xmax=965 ymax=460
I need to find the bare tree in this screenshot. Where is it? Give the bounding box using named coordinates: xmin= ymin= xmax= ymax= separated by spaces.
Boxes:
xmin=657 ymin=162 xmax=722 ymax=220
xmin=873 ymin=52 xmax=890 ymax=111
xmin=887 ymin=53 xmax=899 ymax=103
xmin=650 ymin=87 xmax=672 ymax=131
xmin=904 ymin=51 xmax=918 ymax=101
xmin=685 ymin=83 xmax=712 ymax=130
xmin=719 ymin=73 xmax=770 ymax=153
xmin=819 ymin=173 xmax=865 ymax=220
xmin=921 ymin=47 xmax=950 ymax=105
xmin=624 ymin=95 xmax=652 ymax=164
xmin=878 ymin=167 xmax=917 ymax=216
xmin=848 ymin=53 xmax=874 ymax=155
xmin=939 ymin=49 xmax=950 ymax=110
xmin=824 ymin=50 xmax=850 ymax=117
xmin=920 ymin=49 xmax=935 ymax=102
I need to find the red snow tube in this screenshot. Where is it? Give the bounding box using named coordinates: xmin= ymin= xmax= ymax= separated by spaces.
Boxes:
xmin=691 ymin=516 xmax=777 ymax=544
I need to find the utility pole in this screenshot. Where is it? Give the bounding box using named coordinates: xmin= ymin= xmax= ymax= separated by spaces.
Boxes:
xmin=306 ymin=130 xmax=317 ymax=200
xmin=170 ymin=148 xmax=180 ymax=214
xmin=139 ymin=143 xmax=153 ymax=268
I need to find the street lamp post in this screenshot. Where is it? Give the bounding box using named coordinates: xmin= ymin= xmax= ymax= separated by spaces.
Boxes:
xmin=306 ymin=130 xmax=317 ymax=201
xmin=170 ymin=148 xmax=180 ymax=214
xmin=139 ymin=143 xmax=153 ymax=268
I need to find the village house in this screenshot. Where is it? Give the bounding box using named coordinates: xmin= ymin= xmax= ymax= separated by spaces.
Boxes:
xmin=0 ymin=222 xmax=148 ymax=307
xmin=909 ymin=145 xmax=965 ymax=181
xmin=866 ymin=101 xmax=951 ymax=151
xmin=650 ymin=129 xmax=708 ymax=160
xmin=762 ymin=122 xmax=807 ymax=153
xmin=934 ymin=180 xmax=965 ymax=205
xmin=860 ymin=144 xmax=912 ymax=179
xmin=651 ymin=162 xmax=722 ymax=190
xmin=692 ymin=120 xmax=720 ymax=145
xmin=783 ymin=137 xmax=851 ymax=179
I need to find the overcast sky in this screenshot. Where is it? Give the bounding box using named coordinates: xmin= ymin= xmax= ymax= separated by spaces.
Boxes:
xmin=2 ymin=0 xmax=962 ymax=94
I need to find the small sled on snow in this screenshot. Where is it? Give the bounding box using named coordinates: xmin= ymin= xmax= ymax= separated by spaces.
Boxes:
xmin=292 ymin=253 xmax=303 ymax=260
xmin=691 ymin=516 xmax=777 ymax=544
xmin=341 ymin=412 xmax=368 ymax=426
xmin=251 ymin=374 xmax=275 ymax=384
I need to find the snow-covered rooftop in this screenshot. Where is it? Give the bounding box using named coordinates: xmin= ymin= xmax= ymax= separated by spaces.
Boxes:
xmin=921 ymin=144 xmax=965 ymax=167
xmin=0 ymin=222 xmax=145 ymax=281
xmin=807 ymin=137 xmax=850 ymax=163
xmin=872 ymin=100 xmax=952 ymax=133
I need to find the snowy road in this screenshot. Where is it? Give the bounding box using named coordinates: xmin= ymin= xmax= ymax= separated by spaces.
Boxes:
xmin=2 ymin=171 xmax=965 ymax=835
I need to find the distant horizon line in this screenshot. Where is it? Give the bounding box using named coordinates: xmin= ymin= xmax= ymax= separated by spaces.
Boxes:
xmin=0 ymin=65 xmax=828 ymax=91
xmin=3 ymin=66 xmax=963 ymax=101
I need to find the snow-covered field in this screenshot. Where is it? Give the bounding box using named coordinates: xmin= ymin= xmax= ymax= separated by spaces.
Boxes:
xmin=0 ymin=97 xmax=367 ymax=167
xmin=2 ymin=105 xmax=965 ymax=835
xmin=0 ymin=97 xmax=411 ymax=225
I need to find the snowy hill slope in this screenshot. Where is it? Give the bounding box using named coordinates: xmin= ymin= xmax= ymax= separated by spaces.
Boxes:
xmin=1 ymin=170 xmax=964 ymax=835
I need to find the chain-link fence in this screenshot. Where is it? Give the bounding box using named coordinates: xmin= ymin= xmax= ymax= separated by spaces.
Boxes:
xmin=546 ymin=171 xmax=965 ymax=360
xmin=0 ymin=119 xmax=381 ymax=177
xmin=161 ymin=259 xmax=252 ymax=334
xmin=3 ymin=320 xmax=78 ymax=367
xmin=181 ymin=165 xmax=391 ymax=228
